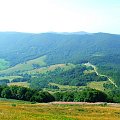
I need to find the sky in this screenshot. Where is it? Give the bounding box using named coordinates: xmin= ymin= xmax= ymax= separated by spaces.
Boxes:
xmin=0 ymin=0 xmax=120 ymax=34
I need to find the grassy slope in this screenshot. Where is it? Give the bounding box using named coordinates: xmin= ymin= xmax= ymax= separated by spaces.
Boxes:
xmin=87 ymin=81 xmax=107 ymax=91
xmin=28 ymin=63 xmax=76 ymax=74
xmin=47 ymin=82 xmax=82 ymax=92
xmin=0 ymin=99 xmax=120 ymax=120
xmin=0 ymin=59 xmax=9 ymax=70
xmin=0 ymin=59 xmax=113 ymax=91
xmin=0 ymin=56 xmax=46 ymax=74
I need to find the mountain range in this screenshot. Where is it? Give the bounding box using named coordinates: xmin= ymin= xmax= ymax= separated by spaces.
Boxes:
xmin=0 ymin=32 xmax=120 ymax=88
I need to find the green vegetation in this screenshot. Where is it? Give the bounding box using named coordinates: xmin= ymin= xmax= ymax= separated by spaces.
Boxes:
xmin=1 ymin=84 xmax=120 ymax=103
xmin=54 ymin=88 xmax=109 ymax=102
xmin=0 ymin=56 xmax=46 ymax=74
xmin=28 ymin=63 xmax=75 ymax=74
xmin=29 ymin=64 xmax=108 ymax=90
xmin=0 ymin=76 xmax=22 ymax=82
xmin=0 ymin=62 xmax=113 ymax=93
xmin=0 ymin=59 xmax=9 ymax=70
xmin=0 ymin=85 xmax=115 ymax=103
xmin=0 ymin=85 xmax=54 ymax=103
xmin=87 ymin=81 xmax=107 ymax=91
xmin=0 ymin=32 xmax=119 ymax=86
xmin=0 ymin=32 xmax=120 ymax=106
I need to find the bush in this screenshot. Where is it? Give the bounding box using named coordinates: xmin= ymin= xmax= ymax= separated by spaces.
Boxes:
xmin=11 ymin=104 xmax=16 ymax=107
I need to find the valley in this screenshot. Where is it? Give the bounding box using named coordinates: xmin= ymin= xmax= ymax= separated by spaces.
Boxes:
xmin=0 ymin=0 xmax=120 ymax=119
xmin=0 ymin=32 xmax=120 ymax=120
xmin=0 ymin=32 xmax=119 ymax=98
xmin=0 ymin=61 xmax=111 ymax=92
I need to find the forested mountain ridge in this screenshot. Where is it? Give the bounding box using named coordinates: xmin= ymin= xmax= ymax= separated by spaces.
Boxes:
xmin=0 ymin=32 xmax=120 ymax=66
xmin=0 ymin=32 xmax=120 ymax=86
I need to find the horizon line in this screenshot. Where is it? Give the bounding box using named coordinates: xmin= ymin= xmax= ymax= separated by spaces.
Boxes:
xmin=0 ymin=31 xmax=119 ymax=35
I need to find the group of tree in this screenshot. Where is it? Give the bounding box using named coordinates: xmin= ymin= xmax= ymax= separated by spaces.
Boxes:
xmin=53 ymin=87 xmax=120 ymax=103
xmin=108 ymin=88 xmax=120 ymax=103
xmin=0 ymin=79 xmax=10 ymax=85
xmin=53 ymin=88 xmax=110 ymax=102
xmin=0 ymin=74 xmax=31 ymax=85
xmin=1 ymin=85 xmax=120 ymax=103
xmin=0 ymin=85 xmax=54 ymax=103
xmin=29 ymin=65 xmax=108 ymax=90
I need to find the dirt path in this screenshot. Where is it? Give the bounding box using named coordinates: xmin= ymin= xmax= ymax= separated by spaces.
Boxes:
xmin=50 ymin=101 xmax=120 ymax=107
xmin=84 ymin=62 xmax=118 ymax=87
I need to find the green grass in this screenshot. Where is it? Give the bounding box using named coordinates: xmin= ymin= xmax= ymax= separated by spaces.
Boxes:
xmin=0 ymin=59 xmax=9 ymax=70
xmin=0 ymin=56 xmax=46 ymax=74
xmin=44 ymin=83 xmax=86 ymax=93
xmin=50 ymin=82 xmax=77 ymax=89
xmin=28 ymin=63 xmax=76 ymax=74
xmin=87 ymin=81 xmax=107 ymax=91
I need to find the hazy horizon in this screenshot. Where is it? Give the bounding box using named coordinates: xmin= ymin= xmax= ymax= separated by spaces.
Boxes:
xmin=0 ymin=0 xmax=120 ymax=34
xmin=0 ymin=31 xmax=120 ymax=35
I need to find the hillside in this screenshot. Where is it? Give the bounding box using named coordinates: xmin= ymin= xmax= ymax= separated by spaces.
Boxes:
xmin=0 ymin=56 xmax=46 ymax=74
xmin=0 ymin=32 xmax=120 ymax=87
xmin=0 ymin=32 xmax=120 ymax=66
xmin=0 ymin=62 xmax=114 ymax=92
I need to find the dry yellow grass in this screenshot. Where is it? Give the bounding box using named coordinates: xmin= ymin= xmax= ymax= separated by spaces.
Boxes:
xmin=28 ymin=63 xmax=75 ymax=74
xmin=0 ymin=99 xmax=120 ymax=120
xmin=7 ymin=82 xmax=29 ymax=88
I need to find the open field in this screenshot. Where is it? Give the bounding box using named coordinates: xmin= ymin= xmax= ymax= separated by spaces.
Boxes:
xmin=28 ymin=63 xmax=76 ymax=74
xmin=7 ymin=82 xmax=29 ymax=88
xmin=0 ymin=99 xmax=120 ymax=120
xmin=87 ymin=81 xmax=107 ymax=91
xmin=0 ymin=56 xmax=46 ymax=74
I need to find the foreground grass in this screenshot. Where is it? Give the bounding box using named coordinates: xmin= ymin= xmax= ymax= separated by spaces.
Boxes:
xmin=0 ymin=99 xmax=120 ymax=120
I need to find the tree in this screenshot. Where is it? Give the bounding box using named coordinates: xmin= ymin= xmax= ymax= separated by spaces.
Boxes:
xmin=74 ymin=88 xmax=108 ymax=102
xmin=17 ymin=87 xmax=28 ymax=100
xmin=30 ymin=91 xmax=55 ymax=102
xmin=1 ymin=87 xmax=12 ymax=99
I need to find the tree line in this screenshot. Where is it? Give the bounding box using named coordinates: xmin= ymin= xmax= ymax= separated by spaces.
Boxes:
xmin=1 ymin=85 xmax=120 ymax=103
xmin=53 ymin=88 xmax=109 ymax=102
xmin=0 ymin=85 xmax=54 ymax=103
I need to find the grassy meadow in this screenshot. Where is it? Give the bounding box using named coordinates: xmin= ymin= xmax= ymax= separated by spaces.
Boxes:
xmin=0 ymin=98 xmax=120 ymax=120
xmin=0 ymin=56 xmax=46 ymax=74
xmin=87 ymin=81 xmax=107 ymax=91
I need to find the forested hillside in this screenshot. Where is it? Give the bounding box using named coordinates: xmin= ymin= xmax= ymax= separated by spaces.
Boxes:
xmin=0 ymin=32 xmax=120 ymax=86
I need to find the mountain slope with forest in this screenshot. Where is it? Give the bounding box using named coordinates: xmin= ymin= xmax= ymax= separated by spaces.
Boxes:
xmin=0 ymin=32 xmax=120 ymax=87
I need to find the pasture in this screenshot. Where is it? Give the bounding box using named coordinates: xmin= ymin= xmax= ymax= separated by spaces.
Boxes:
xmin=0 ymin=99 xmax=120 ymax=120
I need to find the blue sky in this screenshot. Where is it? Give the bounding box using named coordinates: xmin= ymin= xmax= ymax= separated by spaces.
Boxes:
xmin=0 ymin=0 xmax=119 ymax=34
